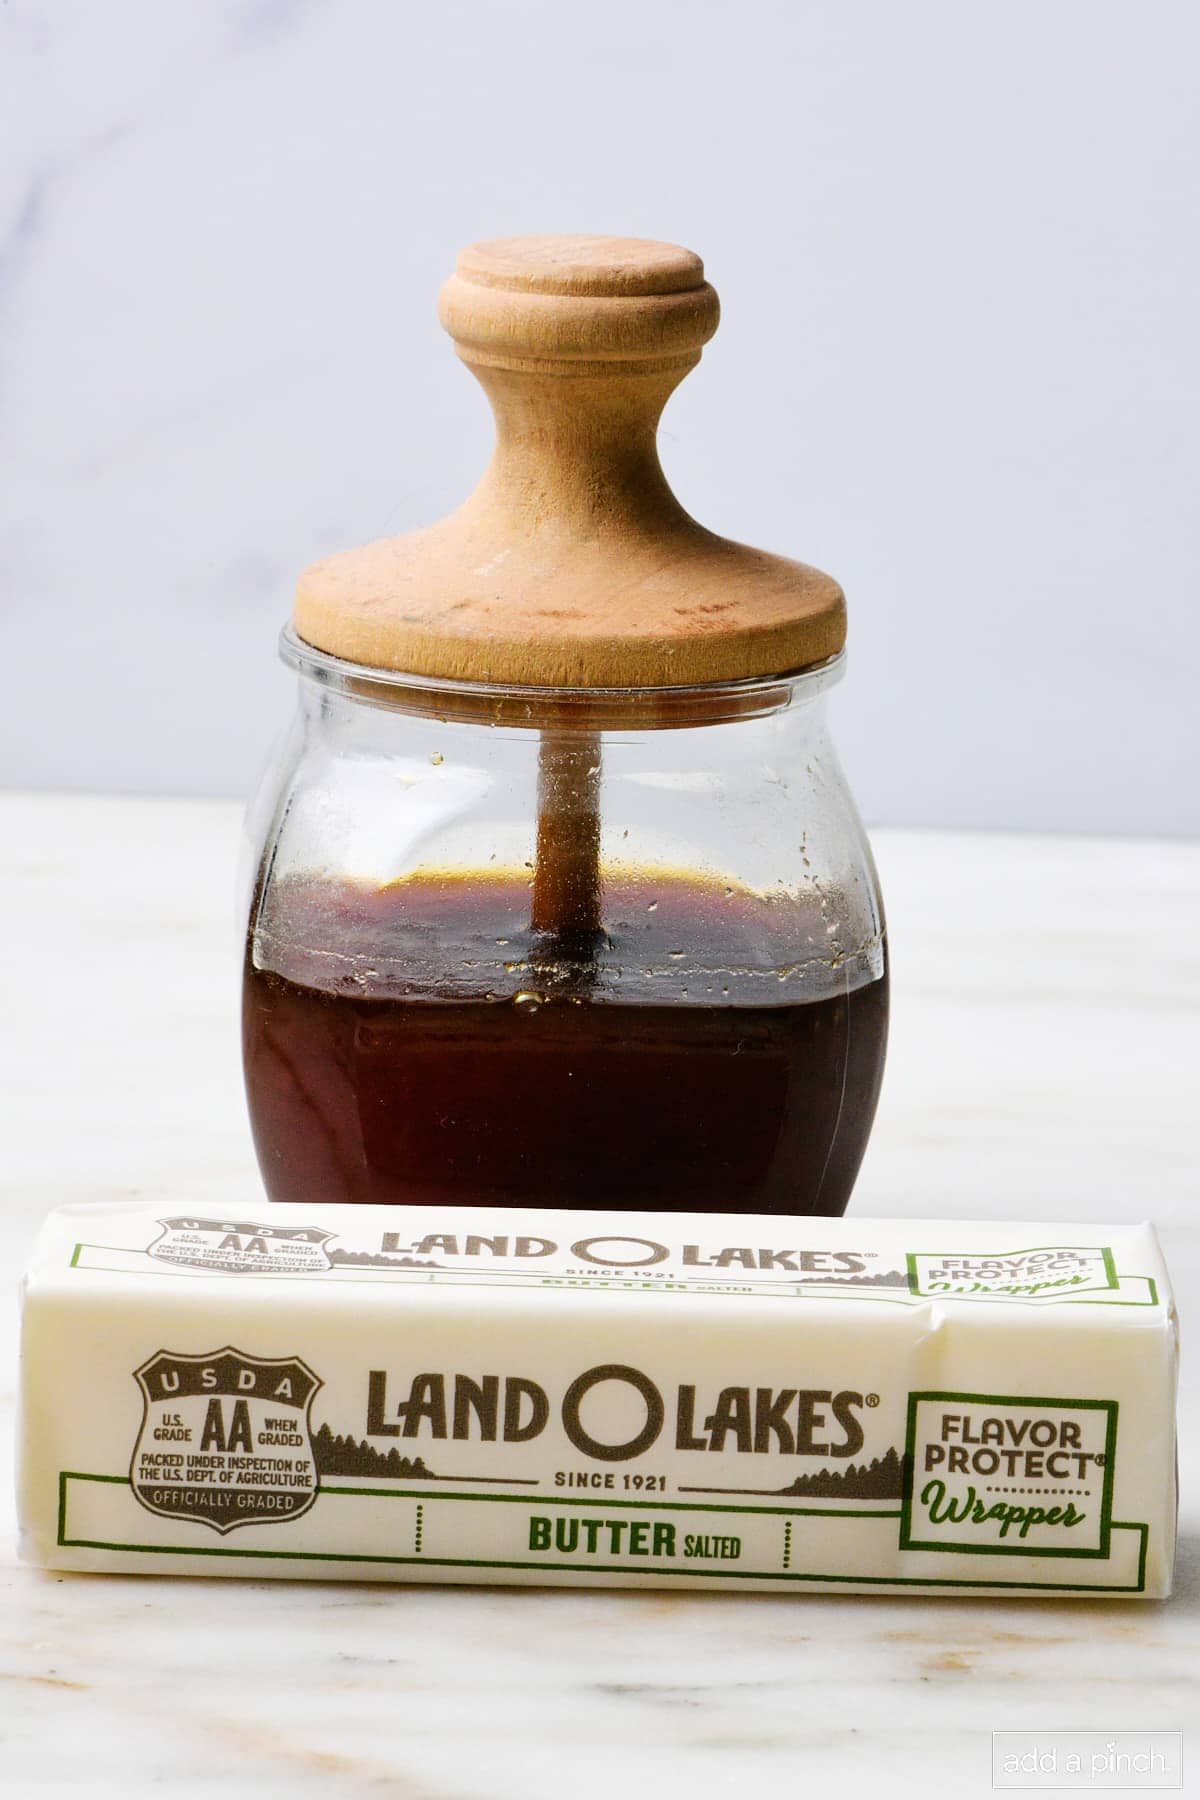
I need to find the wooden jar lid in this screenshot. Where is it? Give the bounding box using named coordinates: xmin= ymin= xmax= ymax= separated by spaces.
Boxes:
xmin=293 ymin=235 xmax=845 ymax=688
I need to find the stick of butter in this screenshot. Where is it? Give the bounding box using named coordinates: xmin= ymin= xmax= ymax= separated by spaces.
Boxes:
xmin=17 ymin=1202 xmax=1177 ymax=1598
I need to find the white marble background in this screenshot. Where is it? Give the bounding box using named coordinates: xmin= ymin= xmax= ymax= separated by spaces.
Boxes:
xmin=2 ymin=1 xmax=1199 ymax=833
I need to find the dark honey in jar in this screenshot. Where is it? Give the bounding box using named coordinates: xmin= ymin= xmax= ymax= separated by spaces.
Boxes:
xmin=244 ymin=869 xmax=887 ymax=1212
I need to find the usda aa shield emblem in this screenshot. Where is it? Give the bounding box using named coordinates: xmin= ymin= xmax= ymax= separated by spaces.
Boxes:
xmin=149 ymin=1217 xmax=336 ymax=1275
xmin=131 ymin=1348 xmax=322 ymax=1533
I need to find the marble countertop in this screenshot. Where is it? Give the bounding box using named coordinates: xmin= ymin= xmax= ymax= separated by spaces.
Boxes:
xmin=1 ymin=794 xmax=1195 ymax=1796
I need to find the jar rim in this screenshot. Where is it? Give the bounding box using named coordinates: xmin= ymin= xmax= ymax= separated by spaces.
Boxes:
xmin=280 ymin=625 xmax=844 ymax=728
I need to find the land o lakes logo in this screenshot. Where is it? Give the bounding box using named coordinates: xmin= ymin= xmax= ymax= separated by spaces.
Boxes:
xmin=131 ymin=1348 xmax=322 ymax=1532
xmin=149 ymin=1217 xmax=336 ymax=1275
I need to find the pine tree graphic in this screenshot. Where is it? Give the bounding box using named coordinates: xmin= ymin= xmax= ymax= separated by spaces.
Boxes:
xmin=681 ymin=1445 xmax=904 ymax=1501
xmin=774 ymin=1446 xmax=903 ymax=1499
xmin=805 ymin=1269 xmax=911 ymax=1289
xmin=312 ymin=1423 xmax=435 ymax=1479
xmin=326 ymin=1249 xmax=441 ymax=1269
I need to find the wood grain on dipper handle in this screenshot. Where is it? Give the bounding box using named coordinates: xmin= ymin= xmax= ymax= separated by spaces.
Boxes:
xmin=531 ymin=731 xmax=603 ymax=948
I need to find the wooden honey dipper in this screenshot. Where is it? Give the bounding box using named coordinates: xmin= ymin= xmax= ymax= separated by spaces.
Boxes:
xmin=293 ymin=235 xmax=846 ymax=948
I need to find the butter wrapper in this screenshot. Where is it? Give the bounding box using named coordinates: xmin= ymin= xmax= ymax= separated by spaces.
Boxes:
xmin=17 ymin=1203 xmax=1177 ymax=1597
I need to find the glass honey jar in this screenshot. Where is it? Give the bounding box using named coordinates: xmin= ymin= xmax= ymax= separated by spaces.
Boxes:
xmin=243 ymin=236 xmax=887 ymax=1215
